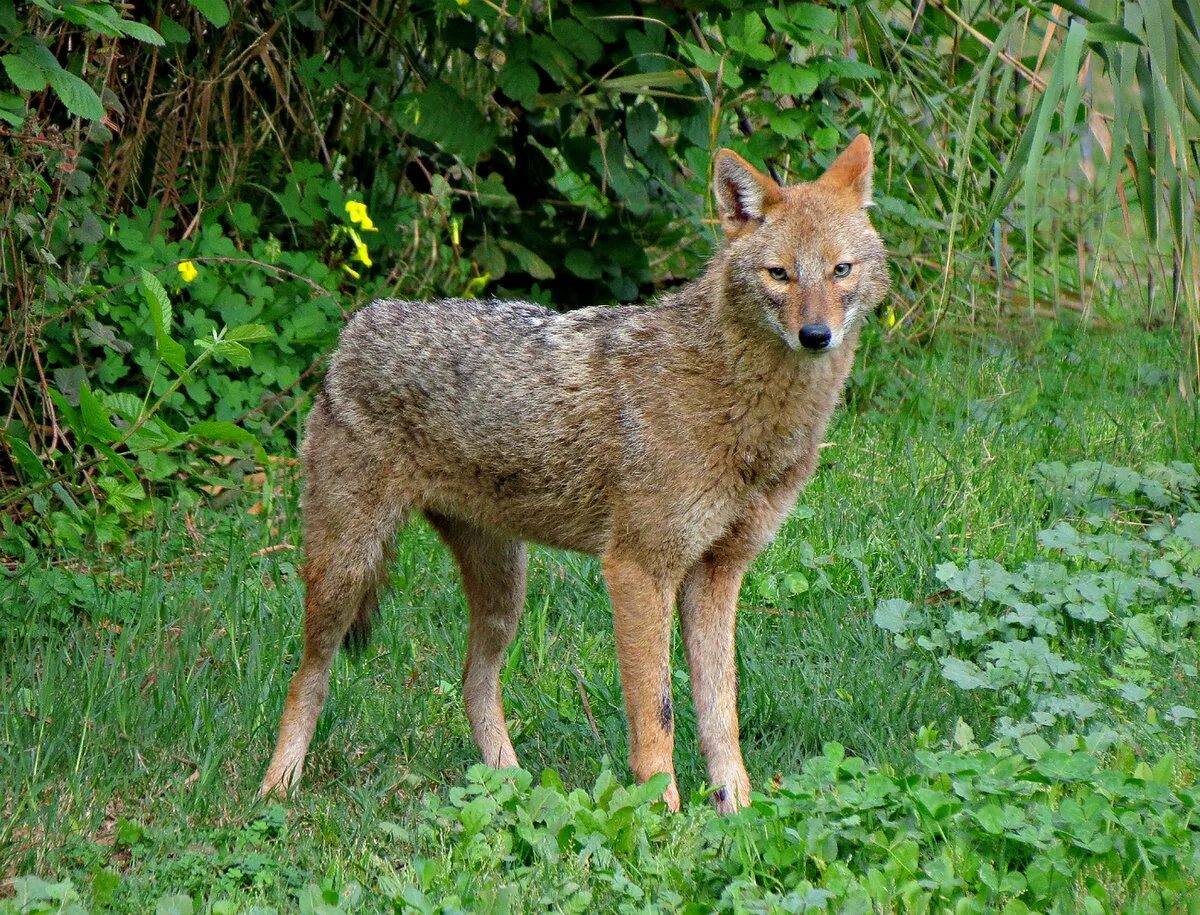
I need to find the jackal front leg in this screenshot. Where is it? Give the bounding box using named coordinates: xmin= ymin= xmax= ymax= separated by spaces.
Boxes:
xmin=679 ymin=554 xmax=752 ymax=814
xmin=601 ymin=550 xmax=681 ymax=812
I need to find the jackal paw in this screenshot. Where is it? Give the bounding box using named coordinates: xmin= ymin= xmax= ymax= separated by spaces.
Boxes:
xmin=258 ymin=763 xmax=301 ymax=801
xmin=710 ymin=767 xmax=752 ymax=814
xmin=662 ymin=779 xmax=681 ymax=812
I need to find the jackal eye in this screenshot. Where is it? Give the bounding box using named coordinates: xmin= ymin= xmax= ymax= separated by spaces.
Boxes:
xmin=833 ymin=262 xmax=853 ymax=278
xmin=766 ymin=266 xmax=790 ymax=281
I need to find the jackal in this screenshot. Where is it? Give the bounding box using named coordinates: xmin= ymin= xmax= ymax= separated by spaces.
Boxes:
xmin=260 ymin=135 xmax=888 ymax=812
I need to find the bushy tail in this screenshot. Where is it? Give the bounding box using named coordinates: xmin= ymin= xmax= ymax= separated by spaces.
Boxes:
xmin=341 ymin=591 xmax=379 ymax=655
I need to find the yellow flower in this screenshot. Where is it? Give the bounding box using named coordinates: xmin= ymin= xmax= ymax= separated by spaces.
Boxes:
xmin=354 ymin=238 xmax=372 ymax=267
xmin=345 ymin=200 xmax=377 ymax=232
xmin=344 ymin=226 xmax=373 ymax=267
xmin=178 ymin=260 xmax=198 ymax=283
xmin=462 ymin=273 xmax=491 ymax=299
xmin=341 ymin=264 xmax=362 ymax=280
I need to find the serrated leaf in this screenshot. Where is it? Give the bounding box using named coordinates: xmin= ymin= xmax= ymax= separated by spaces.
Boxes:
xmin=142 ymin=270 xmax=172 ymax=339
xmin=553 ymin=19 xmax=602 ymax=67
xmin=2 ymin=52 xmax=48 ymax=92
xmin=159 ymin=15 xmax=191 ymax=44
xmin=46 ymin=68 xmax=104 ymax=120
xmin=79 ymin=382 xmax=120 ymax=441
xmin=225 ymin=323 xmax=272 ymax=342
xmin=142 ymin=271 xmax=188 ymax=373
xmin=186 ymin=0 xmax=229 ymax=27
xmin=117 ymin=20 xmax=165 ymax=45
xmin=210 ymin=340 xmax=252 ymax=367
xmin=497 ymin=61 xmax=538 ymax=107
xmin=105 ymin=392 xmax=144 ymax=424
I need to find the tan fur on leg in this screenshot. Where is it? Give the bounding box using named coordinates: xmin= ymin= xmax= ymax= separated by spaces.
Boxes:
xmin=428 ymin=512 xmax=526 ymax=769
xmin=602 ymin=550 xmax=681 ymax=811
xmin=259 ymin=408 xmax=408 ymax=799
xmin=679 ymin=465 xmax=810 ymax=812
xmin=680 ymin=555 xmax=752 ymax=813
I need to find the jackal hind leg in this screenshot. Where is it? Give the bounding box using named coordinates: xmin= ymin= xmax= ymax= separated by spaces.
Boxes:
xmin=260 ymin=435 xmax=409 ymax=799
xmin=427 ymin=512 xmax=527 ymax=770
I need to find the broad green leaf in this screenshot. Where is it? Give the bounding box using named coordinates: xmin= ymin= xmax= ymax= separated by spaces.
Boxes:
xmin=498 ymin=240 xmax=554 ymax=280
xmin=940 ymin=657 xmax=990 ymax=690
xmin=142 ymin=272 xmax=170 ymax=330
xmin=225 ymin=323 xmax=272 ymax=342
xmin=1 ymin=52 xmax=48 ymax=92
xmin=459 ymin=795 xmax=496 ymax=835
xmin=497 ymin=61 xmax=538 ymax=107
xmin=186 ymin=0 xmax=230 ymax=27
xmin=190 ymin=420 xmax=266 ymax=460
xmin=788 ymin=3 xmax=838 ymax=32
xmin=142 ymin=270 xmax=187 ymax=373
xmin=155 ymin=893 xmax=195 ymax=915
xmin=92 ymin=442 xmax=140 ymax=482
xmin=210 ymin=340 xmax=252 ymax=367
xmin=9 ymin=439 xmax=49 ymax=481
xmin=767 ymin=62 xmax=818 ymax=97
xmin=46 ymin=68 xmax=104 ymax=120
xmin=79 ymin=383 xmax=120 ymax=441
xmin=105 ymin=392 xmax=144 ymax=424
xmin=565 ymin=249 xmax=601 ymax=279
xmin=117 ymin=20 xmax=165 ymax=46
xmin=0 ymin=92 xmax=25 ymax=127
xmin=476 ymin=173 xmax=517 ymax=209
xmin=553 ymin=19 xmax=602 ymax=67
xmin=404 ymin=81 xmax=497 ymax=164
xmin=158 ymin=15 xmax=191 ymax=45
xmin=874 ymin=599 xmax=915 ymax=633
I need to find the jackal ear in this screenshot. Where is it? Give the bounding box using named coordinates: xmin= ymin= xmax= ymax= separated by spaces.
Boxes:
xmin=817 ymin=134 xmax=873 ymax=208
xmin=714 ymin=149 xmax=784 ymax=237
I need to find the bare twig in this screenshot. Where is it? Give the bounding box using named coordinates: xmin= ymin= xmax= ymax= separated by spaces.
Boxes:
xmin=571 ymin=667 xmax=602 ymax=742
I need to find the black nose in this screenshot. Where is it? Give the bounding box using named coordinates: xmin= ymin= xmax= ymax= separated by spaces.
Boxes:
xmin=799 ymin=323 xmax=832 ymax=351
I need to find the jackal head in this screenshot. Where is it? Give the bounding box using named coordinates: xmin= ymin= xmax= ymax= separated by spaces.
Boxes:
xmin=714 ymin=135 xmax=888 ymax=353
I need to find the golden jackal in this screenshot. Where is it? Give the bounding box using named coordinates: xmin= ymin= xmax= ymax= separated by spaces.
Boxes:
xmin=261 ymin=135 xmax=888 ymax=812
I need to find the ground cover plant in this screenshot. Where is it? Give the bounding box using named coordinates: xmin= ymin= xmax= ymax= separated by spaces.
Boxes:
xmin=3 ymin=322 xmax=1198 ymax=912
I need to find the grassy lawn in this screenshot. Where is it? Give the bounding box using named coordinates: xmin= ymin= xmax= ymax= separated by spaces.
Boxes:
xmin=2 ymin=319 xmax=1198 ymax=912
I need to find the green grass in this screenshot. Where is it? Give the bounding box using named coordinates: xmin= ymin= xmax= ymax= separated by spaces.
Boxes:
xmin=2 ymin=319 xmax=1198 ymax=912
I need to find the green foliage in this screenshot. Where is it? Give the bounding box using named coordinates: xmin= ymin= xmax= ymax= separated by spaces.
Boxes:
xmin=875 ymin=460 xmax=1199 ymax=740
xmin=3 ymin=752 xmax=1198 ymax=912
xmin=710 ymin=737 xmax=1200 ymax=913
